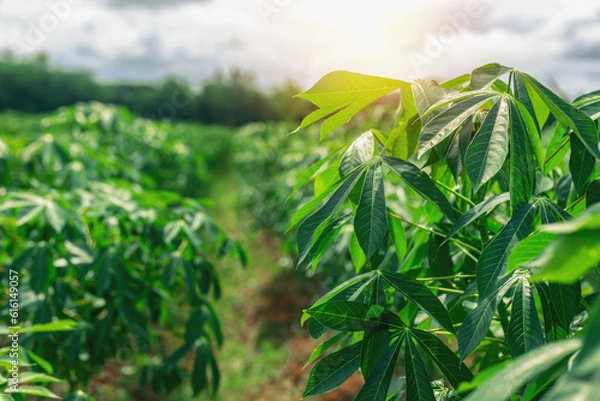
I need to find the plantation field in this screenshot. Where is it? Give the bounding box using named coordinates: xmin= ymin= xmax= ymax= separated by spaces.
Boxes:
xmin=2 ymin=62 xmax=600 ymax=401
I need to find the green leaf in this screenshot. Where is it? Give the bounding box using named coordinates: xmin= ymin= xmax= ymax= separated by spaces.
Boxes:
xmin=506 ymin=276 xmax=544 ymax=356
xmin=355 ymin=336 xmax=401 ymax=401
xmin=537 ymin=282 xmax=580 ymax=341
xmin=466 ymin=97 xmax=510 ymax=192
xmin=411 ymin=80 xmax=452 ymax=123
xmin=507 ymin=232 xmax=557 ymax=273
xmin=348 ymin=232 xmax=367 ymax=272
xmin=340 ymin=131 xmax=374 ymax=177
xmin=569 ymin=133 xmax=596 ymax=195
xmin=297 ymin=169 xmax=364 ymax=265
xmin=469 ymin=63 xmax=511 ymax=90
xmin=444 ymin=192 xmax=510 ymax=244
xmin=381 ymin=271 xmax=454 ymax=333
xmin=192 ymin=339 xmax=209 ymax=395
xmin=544 ymin=125 xmax=570 ymax=174
xmin=476 ymin=202 xmax=536 ymax=297
xmin=94 ymin=250 xmax=112 ymax=295
xmin=361 ymin=329 xmax=391 ymax=379
xmin=301 ymin=272 xmax=377 ymax=325
xmin=446 ymin=117 xmax=473 ymax=179
xmin=587 ymin=180 xmax=600 ymax=207
xmin=294 ymin=71 xmax=407 ymax=139
xmin=412 ymin=329 xmax=473 ymax=388
xmin=18 ymin=372 xmax=62 ymax=384
xmin=306 ymin=301 xmax=403 ymax=332
xmin=10 ymin=386 xmax=61 ymax=399
xmin=532 ymin=229 xmax=600 ymax=283
xmin=355 ymin=164 xmax=388 ymax=260
xmin=418 ymin=94 xmax=496 ymax=158
xmin=305 ymin=332 xmax=349 ymax=368
xmin=405 ymin=336 xmax=435 ymax=401
xmin=520 ymin=72 xmax=600 ymax=159
xmin=458 ymin=275 xmax=517 ymax=360
xmin=509 ymin=99 xmax=535 ymax=211
xmin=388 ymin=215 xmax=407 ymax=262
xmin=462 ymin=338 xmax=582 ymax=401
xmin=382 ymin=156 xmax=455 ymax=222
xmin=44 ymin=201 xmax=66 ymax=233
xmin=303 ymin=342 xmax=362 ymax=397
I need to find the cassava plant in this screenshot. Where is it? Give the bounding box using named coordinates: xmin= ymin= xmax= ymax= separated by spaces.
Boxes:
xmin=291 ymin=63 xmax=600 ymax=400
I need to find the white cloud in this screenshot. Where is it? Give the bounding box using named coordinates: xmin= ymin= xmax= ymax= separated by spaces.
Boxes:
xmin=0 ymin=0 xmax=599 ymax=95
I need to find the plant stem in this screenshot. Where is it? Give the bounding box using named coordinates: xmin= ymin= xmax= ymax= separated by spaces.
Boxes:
xmin=417 ymin=274 xmax=476 ymax=281
xmin=386 ymin=212 xmax=481 ymax=263
xmin=427 ymin=286 xmax=465 ymax=294
xmin=565 ymin=194 xmax=586 ymax=211
xmin=435 ymin=180 xmax=475 ymax=206
xmin=545 ymin=136 xmax=570 ymax=165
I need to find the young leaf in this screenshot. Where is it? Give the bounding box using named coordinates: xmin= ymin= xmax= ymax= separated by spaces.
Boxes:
xmin=294 ymin=71 xmax=407 ymax=139
xmin=355 ymin=164 xmax=388 ymax=260
xmin=382 ymin=156 xmax=455 ymax=222
xmin=466 ymin=97 xmax=510 ymax=192
xmin=303 ymin=342 xmax=362 ymax=397
xmin=476 ymin=202 xmax=536 ymax=298
xmin=506 ymin=276 xmax=545 ymax=356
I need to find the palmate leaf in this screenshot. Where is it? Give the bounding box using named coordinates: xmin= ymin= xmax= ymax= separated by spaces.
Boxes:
xmin=412 ymin=329 xmax=473 ymax=388
xmin=355 ymin=163 xmax=388 ymax=260
xmin=382 ymin=156 xmax=455 ymax=222
xmin=444 ymin=192 xmax=510 ymax=244
xmin=303 ymin=342 xmax=362 ymax=397
xmin=297 ymin=168 xmax=364 ymax=265
xmin=405 ymin=335 xmax=435 ymax=401
xmin=506 ymin=276 xmax=544 ymax=356
xmin=519 ymin=72 xmax=600 ymax=159
xmin=469 ymin=63 xmax=512 ymax=90
xmin=306 ymin=301 xmax=404 ymax=332
xmin=294 ymin=71 xmax=407 ymax=139
xmin=466 ymin=96 xmax=510 ymax=192
xmin=418 ymin=94 xmax=497 ymax=157
xmin=361 ymin=329 xmax=391 ymax=379
xmin=509 ymin=99 xmax=535 ymax=211
xmin=380 ymin=271 xmax=454 ymax=333
xmin=476 ymin=201 xmax=536 ymax=298
xmin=457 ymin=275 xmax=518 ymax=360
xmin=462 ymin=338 xmax=582 ymax=401
xmin=355 ymin=336 xmax=401 ymax=401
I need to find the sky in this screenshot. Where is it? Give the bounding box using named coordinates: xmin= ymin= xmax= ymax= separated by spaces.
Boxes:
xmin=0 ymin=0 xmax=598 ymax=96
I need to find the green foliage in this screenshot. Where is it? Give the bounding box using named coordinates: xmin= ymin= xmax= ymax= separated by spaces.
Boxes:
xmin=0 ymin=104 xmax=245 ymax=397
xmin=291 ymin=65 xmax=600 ymax=399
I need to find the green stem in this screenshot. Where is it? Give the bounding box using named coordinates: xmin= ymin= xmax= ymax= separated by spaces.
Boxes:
xmin=545 ymin=136 xmax=570 ymax=166
xmin=565 ymin=194 xmax=586 ymax=211
xmin=427 ymin=286 xmax=465 ymax=295
xmin=435 ymin=180 xmax=475 ymax=206
xmin=417 ymin=274 xmax=476 ymax=281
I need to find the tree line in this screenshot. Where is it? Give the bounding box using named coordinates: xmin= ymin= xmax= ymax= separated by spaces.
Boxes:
xmin=0 ymin=53 xmax=313 ymax=126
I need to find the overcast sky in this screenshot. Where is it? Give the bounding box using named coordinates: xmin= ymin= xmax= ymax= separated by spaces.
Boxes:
xmin=0 ymin=0 xmax=598 ymax=96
